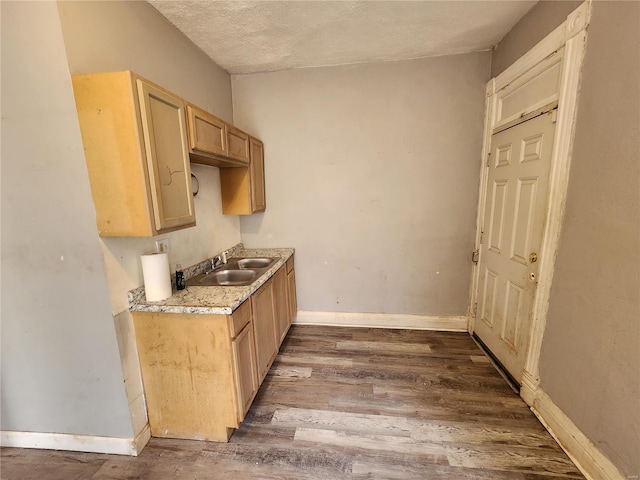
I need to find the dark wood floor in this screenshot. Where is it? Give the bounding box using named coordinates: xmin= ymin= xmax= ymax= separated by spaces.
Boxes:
xmin=1 ymin=325 xmax=584 ymax=479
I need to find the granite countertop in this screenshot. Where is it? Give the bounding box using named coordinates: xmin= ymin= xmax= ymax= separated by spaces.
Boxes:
xmin=128 ymin=245 xmax=294 ymax=315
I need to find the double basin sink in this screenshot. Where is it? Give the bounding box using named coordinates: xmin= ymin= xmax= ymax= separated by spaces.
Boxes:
xmin=185 ymin=257 xmax=277 ymax=287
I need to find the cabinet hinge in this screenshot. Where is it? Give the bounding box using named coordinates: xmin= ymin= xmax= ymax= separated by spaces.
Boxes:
xmin=473 ymin=303 xmax=478 ymax=317
xmin=486 ymin=152 xmax=491 ymax=167
xmin=472 ymin=249 xmax=480 ymax=264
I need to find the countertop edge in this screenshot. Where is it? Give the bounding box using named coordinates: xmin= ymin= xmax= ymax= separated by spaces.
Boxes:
xmin=129 ymin=247 xmax=294 ymax=315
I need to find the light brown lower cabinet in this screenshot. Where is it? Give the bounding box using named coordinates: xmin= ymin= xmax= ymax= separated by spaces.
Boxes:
xmin=251 ymin=277 xmax=278 ymax=383
xmin=132 ymin=261 xmax=295 ymax=442
xmin=286 ymin=256 xmax=298 ymax=323
xmin=229 ymin=300 xmax=259 ymax=418
xmin=273 ymin=266 xmax=290 ymax=345
xmin=132 ymin=309 xmax=249 ymax=442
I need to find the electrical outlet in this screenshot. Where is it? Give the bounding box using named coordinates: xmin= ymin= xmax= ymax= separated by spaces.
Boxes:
xmin=156 ymin=239 xmax=170 ymax=253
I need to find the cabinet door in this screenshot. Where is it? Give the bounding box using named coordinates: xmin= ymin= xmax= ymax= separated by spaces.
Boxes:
xmin=132 ymin=312 xmax=238 ymax=441
xmin=287 ymin=267 xmax=298 ymax=324
xmin=231 ymin=321 xmax=259 ymax=420
xmin=186 ymin=104 xmax=227 ymax=158
xmin=137 ymin=79 xmax=195 ymax=232
xmin=220 ymin=136 xmax=266 ymax=215
xmin=226 ymin=125 xmax=250 ymax=164
xmin=251 ymin=280 xmax=277 ymax=382
xmin=72 ymin=72 xmax=197 ymax=236
xmin=272 ymin=266 xmax=289 ymax=345
xmin=249 ymin=137 xmax=266 ymax=212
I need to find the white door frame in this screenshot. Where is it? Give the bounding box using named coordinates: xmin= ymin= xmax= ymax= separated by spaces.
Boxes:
xmin=468 ymin=1 xmax=591 ymax=406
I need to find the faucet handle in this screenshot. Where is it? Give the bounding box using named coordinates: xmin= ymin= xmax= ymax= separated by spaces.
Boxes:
xmin=221 ymin=250 xmax=229 ymax=263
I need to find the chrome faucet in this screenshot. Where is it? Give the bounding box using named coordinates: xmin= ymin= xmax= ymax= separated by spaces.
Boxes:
xmin=211 ymin=255 xmax=223 ymax=270
xmin=211 ymin=251 xmax=229 ymax=270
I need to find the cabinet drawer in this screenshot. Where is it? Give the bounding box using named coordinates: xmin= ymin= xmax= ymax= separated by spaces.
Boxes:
xmin=229 ymin=299 xmax=251 ymax=338
xmin=285 ymin=256 xmax=294 ymax=274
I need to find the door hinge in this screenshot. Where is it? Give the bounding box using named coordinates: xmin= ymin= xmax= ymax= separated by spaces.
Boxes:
xmin=472 ymin=249 xmax=480 ymax=264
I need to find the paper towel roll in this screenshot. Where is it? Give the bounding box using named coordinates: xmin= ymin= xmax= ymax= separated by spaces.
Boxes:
xmin=141 ymin=252 xmax=172 ymax=301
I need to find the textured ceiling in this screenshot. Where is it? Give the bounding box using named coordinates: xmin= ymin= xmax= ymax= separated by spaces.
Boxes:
xmin=149 ymin=1 xmax=537 ymax=74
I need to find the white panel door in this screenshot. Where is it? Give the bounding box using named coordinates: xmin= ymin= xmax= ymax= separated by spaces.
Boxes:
xmin=475 ymin=111 xmax=556 ymax=383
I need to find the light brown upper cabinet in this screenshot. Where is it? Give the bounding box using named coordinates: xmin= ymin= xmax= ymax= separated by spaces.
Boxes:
xmin=220 ymin=137 xmax=266 ymax=215
xmin=226 ymin=125 xmax=250 ymax=165
xmin=185 ymin=103 xmax=228 ymax=162
xmin=249 ymin=137 xmax=266 ymax=212
xmin=72 ymin=71 xmax=195 ymax=236
xmin=185 ymin=103 xmax=250 ymax=167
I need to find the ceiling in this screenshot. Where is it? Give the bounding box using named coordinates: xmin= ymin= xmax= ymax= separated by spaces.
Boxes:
xmin=149 ymin=1 xmax=537 ymax=75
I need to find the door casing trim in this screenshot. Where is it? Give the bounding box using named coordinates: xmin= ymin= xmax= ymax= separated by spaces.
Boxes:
xmin=467 ymin=1 xmax=591 ymax=405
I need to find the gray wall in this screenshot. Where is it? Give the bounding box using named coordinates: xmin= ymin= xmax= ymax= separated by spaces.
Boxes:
xmin=57 ymin=1 xmax=233 ymax=121
xmin=55 ymin=0 xmax=241 ymax=437
xmin=540 ymin=3 xmax=640 ymax=476
xmin=1 ymin=1 xmax=132 ymax=437
xmin=233 ymin=53 xmax=491 ymax=316
xmin=1 ymin=0 xmax=240 ymax=440
xmin=495 ymin=2 xmax=640 ymax=476
xmin=57 ymin=0 xmax=240 ymax=317
xmin=491 ymin=0 xmax=582 ymax=77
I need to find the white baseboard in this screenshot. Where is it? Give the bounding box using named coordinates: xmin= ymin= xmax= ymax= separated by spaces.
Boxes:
xmin=132 ymin=423 xmax=151 ymax=455
xmin=519 ymin=370 xmax=538 ymax=406
xmin=529 ymin=388 xmax=625 ymax=480
xmin=1 ymin=423 xmax=151 ymax=456
xmin=294 ymin=311 xmax=468 ymax=332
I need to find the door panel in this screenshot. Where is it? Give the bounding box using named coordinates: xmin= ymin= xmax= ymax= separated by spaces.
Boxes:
xmin=480 ymin=267 xmax=499 ymax=327
xmin=475 ymin=111 xmax=556 ymax=383
xmin=502 ymin=280 xmax=524 ymax=350
xmin=511 ymin=178 xmax=538 ymax=264
xmin=488 ymin=180 xmax=508 ymax=253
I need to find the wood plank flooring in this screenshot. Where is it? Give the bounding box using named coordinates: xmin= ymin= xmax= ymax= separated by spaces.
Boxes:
xmin=0 ymin=325 xmax=585 ymax=479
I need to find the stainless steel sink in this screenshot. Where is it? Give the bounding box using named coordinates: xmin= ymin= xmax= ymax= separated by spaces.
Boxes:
xmin=237 ymin=257 xmax=276 ymax=269
xmin=185 ymin=256 xmax=278 ymax=287
xmin=191 ymin=269 xmax=258 ymax=286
